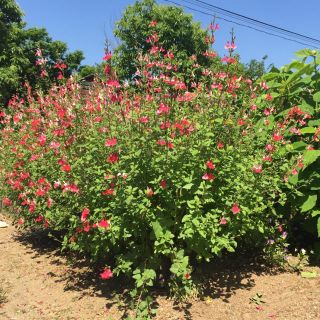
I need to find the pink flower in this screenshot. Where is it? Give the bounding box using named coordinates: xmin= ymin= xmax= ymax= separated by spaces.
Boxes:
xmin=54 ymin=181 xmax=61 ymax=189
xmin=146 ymin=187 xmax=154 ymax=197
xmin=98 ymin=219 xmax=110 ymax=228
xmin=220 ymin=217 xmax=227 ymax=225
xmin=2 ymin=197 xmax=12 ymax=206
xmin=252 ymin=164 xmax=263 ymax=173
xmin=81 ymin=208 xmax=90 ymax=221
xmin=38 ymin=133 xmax=46 ymax=146
xmin=107 ymin=153 xmax=119 ymax=163
xmin=231 ymin=203 xmax=240 ymax=214
xmin=100 ymin=268 xmax=113 ymax=280
xmin=139 ymin=116 xmax=149 ymax=123
xmin=156 ymin=103 xmax=170 ymax=115
xmin=291 ymin=168 xmax=298 ymax=175
xmin=47 ymin=198 xmax=53 ymax=208
xmin=265 ymin=144 xmax=275 ymax=152
xmin=105 ymin=137 xmax=117 ymax=147
xmin=224 ymin=41 xmax=237 ymax=50
xmin=202 ymin=173 xmax=215 ymax=181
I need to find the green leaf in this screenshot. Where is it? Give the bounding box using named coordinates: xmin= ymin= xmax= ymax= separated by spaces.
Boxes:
xmin=311 ymin=210 xmax=320 ymax=217
xmin=300 ymin=194 xmax=317 ymax=212
xmin=295 ymin=48 xmax=317 ymax=58
xmin=182 ymin=183 xmax=194 ymax=190
xmin=291 ymin=141 xmax=307 ymax=151
xmin=301 ymin=271 xmax=317 ymax=278
xmin=313 ymin=91 xmax=320 ymax=102
xmin=300 ymin=127 xmax=316 ymax=134
xmin=151 ymin=221 xmax=162 ymax=239
xmin=308 ymin=119 xmax=320 ymax=127
xmin=303 ymin=150 xmax=320 ymax=168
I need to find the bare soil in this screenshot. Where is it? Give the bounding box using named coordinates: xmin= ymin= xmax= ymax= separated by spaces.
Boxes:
xmin=0 ymin=213 xmax=319 ymax=320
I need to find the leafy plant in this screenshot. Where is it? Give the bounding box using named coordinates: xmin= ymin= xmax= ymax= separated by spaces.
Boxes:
xmin=261 ymin=48 xmax=320 ymax=256
xmin=0 ymin=21 xmax=296 ymax=318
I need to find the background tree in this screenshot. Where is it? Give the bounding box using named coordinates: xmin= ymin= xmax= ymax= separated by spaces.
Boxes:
xmin=113 ymin=0 xmax=211 ymax=80
xmin=243 ymin=55 xmax=271 ymax=80
xmin=0 ymin=0 xmax=84 ymax=106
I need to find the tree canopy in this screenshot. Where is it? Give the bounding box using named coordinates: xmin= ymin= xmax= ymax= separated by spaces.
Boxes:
xmin=113 ymin=0 xmax=211 ymax=79
xmin=0 ymin=0 xmax=84 ymax=106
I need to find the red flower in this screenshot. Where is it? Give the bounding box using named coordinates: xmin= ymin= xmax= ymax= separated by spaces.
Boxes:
xmin=105 ymin=138 xmax=117 ymax=147
xmin=167 ymin=141 xmax=174 ymax=149
xmin=252 ymin=164 xmax=263 ymax=174
xmin=231 ymin=203 xmax=240 ymax=214
xmin=81 ymin=208 xmax=90 ymax=221
xmin=149 ymin=20 xmax=157 ymax=27
xmin=107 ymin=153 xmax=119 ymax=163
xmin=157 ymin=139 xmax=166 ymax=146
xmin=98 ymin=219 xmax=110 ymax=228
xmin=100 ymin=267 xmax=113 ymax=280
xmin=217 ymin=142 xmax=224 ymax=149
xmin=160 ymin=179 xmax=167 ymax=189
xmin=185 ymin=273 xmax=191 ymax=280
xmin=61 ymin=164 xmax=71 ymax=172
xmin=206 ymin=160 xmax=215 ymax=169
xmin=202 ymin=173 xmax=215 ymax=181
xmin=102 ymin=188 xmax=115 ymax=195
xmin=103 ymin=52 xmax=112 ymax=61
xmin=83 ymin=221 xmax=90 ymax=232
xmin=273 ymin=132 xmax=283 ymax=142
xmin=35 ymin=215 xmax=43 ymax=223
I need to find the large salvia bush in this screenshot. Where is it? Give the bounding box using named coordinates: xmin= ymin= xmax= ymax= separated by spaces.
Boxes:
xmin=0 ymin=24 xmax=294 ymax=318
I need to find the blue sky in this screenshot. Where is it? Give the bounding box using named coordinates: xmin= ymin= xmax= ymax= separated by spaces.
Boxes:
xmin=16 ymin=0 xmax=320 ymax=68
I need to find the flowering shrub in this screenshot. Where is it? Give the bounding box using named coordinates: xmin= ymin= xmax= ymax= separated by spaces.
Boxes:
xmin=260 ymin=49 xmax=320 ymax=259
xmin=0 ymin=25 xmax=294 ymax=317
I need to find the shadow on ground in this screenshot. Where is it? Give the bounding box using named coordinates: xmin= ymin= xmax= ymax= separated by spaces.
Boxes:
xmin=13 ymin=228 xmax=281 ymax=320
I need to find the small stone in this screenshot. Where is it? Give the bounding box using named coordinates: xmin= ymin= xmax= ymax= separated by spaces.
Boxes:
xmin=0 ymin=220 xmax=9 ymax=228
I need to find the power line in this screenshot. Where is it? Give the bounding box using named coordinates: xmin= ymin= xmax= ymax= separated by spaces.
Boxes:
xmin=184 ymin=0 xmax=320 ymax=45
xmin=179 ymin=0 xmax=320 ymax=45
xmin=163 ymin=0 xmax=320 ymax=49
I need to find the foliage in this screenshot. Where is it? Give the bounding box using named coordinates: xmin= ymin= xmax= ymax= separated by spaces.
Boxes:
xmin=0 ymin=21 xmax=296 ymax=317
xmin=0 ymin=0 xmax=84 ymax=106
xmin=113 ymin=0 xmax=213 ymax=80
xmin=244 ymin=55 xmax=270 ymax=80
xmin=260 ymin=48 xmax=320 ymax=257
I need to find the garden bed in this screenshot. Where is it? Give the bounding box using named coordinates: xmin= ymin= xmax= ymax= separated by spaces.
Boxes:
xmin=0 ymin=214 xmax=319 ymax=320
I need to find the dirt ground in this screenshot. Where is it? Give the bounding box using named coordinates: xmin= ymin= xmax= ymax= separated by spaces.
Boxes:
xmin=0 ymin=213 xmax=319 ymax=320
